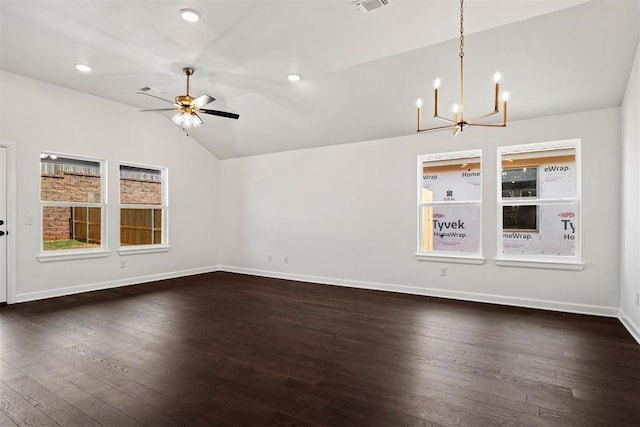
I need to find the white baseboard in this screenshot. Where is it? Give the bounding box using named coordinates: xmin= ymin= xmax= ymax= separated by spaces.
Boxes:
xmin=16 ymin=266 xmax=222 ymax=303
xmin=220 ymin=265 xmax=620 ymax=318
xmin=618 ymin=309 xmax=640 ymax=345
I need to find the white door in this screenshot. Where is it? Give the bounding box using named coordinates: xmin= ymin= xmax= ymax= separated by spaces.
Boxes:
xmin=0 ymin=147 xmax=6 ymax=303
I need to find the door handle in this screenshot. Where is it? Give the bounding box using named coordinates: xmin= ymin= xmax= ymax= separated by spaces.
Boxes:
xmin=0 ymin=231 xmax=5 ymax=236
xmin=0 ymin=220 xmax=4 ymax=225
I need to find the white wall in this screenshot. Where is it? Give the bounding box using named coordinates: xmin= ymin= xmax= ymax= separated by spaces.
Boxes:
xmin=620 ymin=42 xmax=640 ymax=341
xmin=0 ymin=71 xmax=220 ymax=302
xmin=219 ymin=108 xmax=622 ymax=316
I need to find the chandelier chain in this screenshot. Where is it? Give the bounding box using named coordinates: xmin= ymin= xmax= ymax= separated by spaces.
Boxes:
xmin=459 ymin=0 xmax=464 ymax=58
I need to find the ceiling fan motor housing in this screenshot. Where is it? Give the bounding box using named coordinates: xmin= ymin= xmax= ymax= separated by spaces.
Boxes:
xmin=175 ymin=95 xmax=194 ymax=106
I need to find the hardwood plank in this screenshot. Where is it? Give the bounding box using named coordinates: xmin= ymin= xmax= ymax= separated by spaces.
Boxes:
xmin=0 ymin=408 xmax=19 ymax=426
xmin=0 ymin=360 xmax=25 ymax=383
xmin=527 ymin=390 xmax=640 ymax=426
xmin=73 ymin=396 xmax=143 ymax=427
xmin=18 ymin=364 xmax=92 ymax=405
xmin=3 ymin=375 xmax=100 ymax=426
xmin=0 ymin=382 xmax=59 ymax=427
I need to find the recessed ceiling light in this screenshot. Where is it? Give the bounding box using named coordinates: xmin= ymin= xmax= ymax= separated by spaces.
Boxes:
xmin=287 ymin=74 xmax=301 ymax=82
xmin=180 ymin=8 xmax=200 ymax=22
xmin=75 ymin=64 xmax=92 ymax=73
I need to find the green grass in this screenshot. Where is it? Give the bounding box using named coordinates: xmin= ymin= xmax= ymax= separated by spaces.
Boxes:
xmin=43 ymin=239 xmax=100 ymax=251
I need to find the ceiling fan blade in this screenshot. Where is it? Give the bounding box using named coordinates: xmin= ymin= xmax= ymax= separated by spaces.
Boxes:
xmin=192 ymin=112 xmax=204 ymax=125
xmin=140 ymin=108 xmax=178 ymax=112
xmin=198 ymin=108 xmax=240 ymax=120
xmin=136 ymin=91 xmax=176 ymax=104
xmin=193 ymin=94 xmax=215 ymax=108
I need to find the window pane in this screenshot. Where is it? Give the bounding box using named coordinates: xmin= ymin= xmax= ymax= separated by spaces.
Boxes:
xmin=502 ymin=167 xmax=537 ymax=198
xmin=41 ymin=155 xmax=101 ymax=202
xmin=422 ymin=157 xmax=481 ymax=202
xmin=120 ymin=208 xmax=162 ymax=246
xmin=422 ymin=205 xmax=480 ymax=253
xmin=502 ymin=203 xmax=578 ymax=256
xmin=503 ymin=205 xmax=537 ymax=231
xmin=120 ymin=165 xmax=162 ymax=205
xmin=42 ymin=206 xmax=101 ymax=251
xmin=502 ymin=149 xmax=575 ymax=199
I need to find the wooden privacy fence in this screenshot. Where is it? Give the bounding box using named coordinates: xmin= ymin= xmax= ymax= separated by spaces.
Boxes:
xmin=72 ymin=207 xmax=101 ymax=244
xmin=120 ymin=208 xmax=162 ymax=245
xmin=65 ymin=207 xmax=161 ymax=246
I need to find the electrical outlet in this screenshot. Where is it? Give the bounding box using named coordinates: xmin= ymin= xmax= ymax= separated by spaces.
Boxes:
xmin=120 ymin=260 xmax=126 ymax=268
xmin=440 ymin=266 xmax=447 ymax=276
xmin=284 ymin=256 xmax=289 ymax=264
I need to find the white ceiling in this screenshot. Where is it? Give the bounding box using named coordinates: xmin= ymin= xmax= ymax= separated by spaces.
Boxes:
xmin=1 ymin=0 xmax=638 ymax=159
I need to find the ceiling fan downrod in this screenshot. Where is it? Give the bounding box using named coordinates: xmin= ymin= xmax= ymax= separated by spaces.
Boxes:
xmin=182 ymin=67 xmax=194 ymax=96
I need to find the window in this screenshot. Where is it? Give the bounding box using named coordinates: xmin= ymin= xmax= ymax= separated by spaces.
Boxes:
xmin=119 ymin=163 xmax=168 ymax=252
xmin=497 ymin=139 xmax=581 ymax=269
xmin=417 ymin=150 xmax=483 ymax=263
xmin=40 ymin=153 xmax=107 ymax=258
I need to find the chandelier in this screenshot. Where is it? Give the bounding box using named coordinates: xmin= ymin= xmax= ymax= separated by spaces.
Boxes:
xmin=416 ymin=0 xmax=509 ymax=136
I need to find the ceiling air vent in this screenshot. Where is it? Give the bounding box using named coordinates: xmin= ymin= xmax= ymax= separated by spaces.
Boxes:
xmin=353 ymin=0 xmax=390 ymax=14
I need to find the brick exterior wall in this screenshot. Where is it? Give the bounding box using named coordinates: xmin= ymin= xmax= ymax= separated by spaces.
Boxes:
xmin=120 ymin=178 xmax=162 ymax=205
xmin=41 ymin=172 xmax=101 ymax=203
xmin=42 ymin=206 xmax=72 ymax=241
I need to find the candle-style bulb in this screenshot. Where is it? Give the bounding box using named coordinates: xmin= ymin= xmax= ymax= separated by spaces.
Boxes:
xmin=434 ymin=78 xmax=441 ymax=89
xmin=494 ymin=72 xmax=502 ymax=83
xmin=452 ymin=104 xmax=460 ymax=114
xmin=416 ymin=98 xmax=423 ymax=108
xmin=502 ymin=91 xmax=510 ymax=102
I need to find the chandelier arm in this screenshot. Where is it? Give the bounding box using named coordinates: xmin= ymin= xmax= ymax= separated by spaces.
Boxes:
xmin=467 ymin=110 xmax=500 ymax=124
xmin=466 ymin=122 xmax=506 ymax=128
xmin=417 ymin=124 xmax=457 ymax=133
xmin=433 ymin=115 xmax=457 ymax=124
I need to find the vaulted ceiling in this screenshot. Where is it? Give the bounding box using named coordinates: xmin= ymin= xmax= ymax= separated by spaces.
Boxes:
xmin=1 ymin=1 xmax=638 ymax=159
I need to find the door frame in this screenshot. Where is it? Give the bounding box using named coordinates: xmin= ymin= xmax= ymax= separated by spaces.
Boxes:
xmin=1 ymin=140 xmax=17 ymax=304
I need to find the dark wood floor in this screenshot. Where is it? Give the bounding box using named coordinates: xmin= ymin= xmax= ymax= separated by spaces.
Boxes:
xmin=0 ymin=272 xmax=638 ymax=426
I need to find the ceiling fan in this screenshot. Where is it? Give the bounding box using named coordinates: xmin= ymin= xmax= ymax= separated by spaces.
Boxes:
xmin=137 ymin=67 xmax=239 ymax=131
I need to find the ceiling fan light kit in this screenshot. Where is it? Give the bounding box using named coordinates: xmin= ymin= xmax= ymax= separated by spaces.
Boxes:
xmin=137 ymin=67 xmax=239 ymax=133
xmin=416 ymin=0 xmax=509 ymax=136
xmin=172 ymin=111 xmax=202 ymax=128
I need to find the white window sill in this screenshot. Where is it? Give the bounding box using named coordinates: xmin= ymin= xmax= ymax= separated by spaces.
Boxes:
xmin=38 ymin=249 xmax=111 ymax=263
xmin=415 ymin=253 xmax=485 ymax=265
xmin=118 ymin=245 xmax=171 ymax=256
xmin=495 ymin=258 xmax=584 ymax=271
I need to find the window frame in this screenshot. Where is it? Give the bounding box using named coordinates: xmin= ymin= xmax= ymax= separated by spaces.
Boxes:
xmin=416 ymin=149 xmax=484 ymax=264
xmin=496 ymin=139 xmax=583 ymax=270
xmin=38 ymin=152 xmax=109 ymax=262
xmin=117 ymin=162 xmax=170 ymax=255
